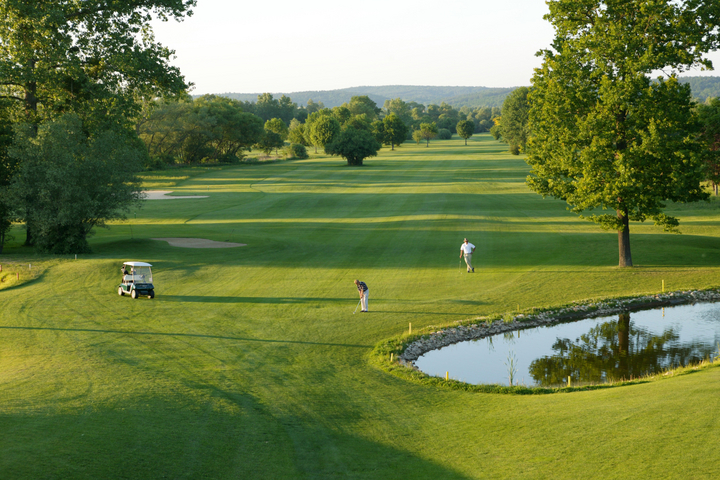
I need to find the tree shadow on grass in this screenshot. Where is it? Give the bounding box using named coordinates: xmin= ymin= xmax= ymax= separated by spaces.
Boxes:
xmin=0 ymin=325 xmax=371 ymax=348
xmin=0 ymin=394 xmax=473 ymax=479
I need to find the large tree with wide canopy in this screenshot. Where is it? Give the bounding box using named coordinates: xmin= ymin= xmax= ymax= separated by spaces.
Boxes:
xmin=527 ymin=0 xmax=720 ymax=267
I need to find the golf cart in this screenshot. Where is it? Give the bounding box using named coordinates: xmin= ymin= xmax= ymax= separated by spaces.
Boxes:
xmin=118 ymin=262 xmax=155 ymax=299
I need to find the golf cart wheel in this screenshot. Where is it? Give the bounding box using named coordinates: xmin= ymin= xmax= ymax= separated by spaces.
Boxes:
xmin=131 ymin=289 xmax=138 ymax=299
xmin=149 ymin=290 xmax=155 ymax=299
xmin=118 ymin=286 xmax=124 ymax=296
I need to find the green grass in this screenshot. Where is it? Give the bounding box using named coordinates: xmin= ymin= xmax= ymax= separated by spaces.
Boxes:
xmin=3 ymin=134 xmax=720 ymax=478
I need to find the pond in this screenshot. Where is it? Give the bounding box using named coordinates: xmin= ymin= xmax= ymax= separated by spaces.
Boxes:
xmin=414 ymin=302 xmax=720 ymax=387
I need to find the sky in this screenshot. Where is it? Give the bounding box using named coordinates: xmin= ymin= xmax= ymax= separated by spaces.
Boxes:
xmin=150 ymin=0 xmax=720 ymax=95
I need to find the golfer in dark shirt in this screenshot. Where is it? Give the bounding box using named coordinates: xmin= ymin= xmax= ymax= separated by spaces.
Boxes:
xmin=354 ymin=280 xmax=369 ymax=312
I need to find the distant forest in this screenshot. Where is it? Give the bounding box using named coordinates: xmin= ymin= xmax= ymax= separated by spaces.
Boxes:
xmin=209 ymin=77 xmax=720 ymax=109
xmin=679 ymin=76 xmax=720 ymax=103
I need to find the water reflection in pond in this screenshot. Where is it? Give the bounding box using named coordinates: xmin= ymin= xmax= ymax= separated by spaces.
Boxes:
xmin=414 ymin=303 xmax=720 ymax=387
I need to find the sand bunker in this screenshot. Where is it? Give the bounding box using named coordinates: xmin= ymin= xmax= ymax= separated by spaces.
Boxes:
xmin=152 ymin=238 xmax=246 ymax=248
xmin=143 ymin=190 xmax=209 ymax=200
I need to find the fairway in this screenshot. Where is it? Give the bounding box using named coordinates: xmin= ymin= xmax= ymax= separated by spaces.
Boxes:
xmin=2 ymin=134 xmax=720 ymax=479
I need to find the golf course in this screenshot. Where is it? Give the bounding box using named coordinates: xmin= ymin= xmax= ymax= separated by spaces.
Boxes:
xmin=2 ymin=134 xmax=720 ymax=478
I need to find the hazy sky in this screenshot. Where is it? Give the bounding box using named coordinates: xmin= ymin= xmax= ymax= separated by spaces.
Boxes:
xmin=151 ymin=0 xmax=720 ymax=95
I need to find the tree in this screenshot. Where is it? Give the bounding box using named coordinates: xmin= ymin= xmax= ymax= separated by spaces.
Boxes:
xmin=418 ymin=122 xmax=438 ymax=147
xmin=456 ymin=120 xmax=475 ymax=145
xmin=254 ymin=93 xmax=281 ymax=122
xmin=192 ymin=95 xmax=264 ymax=162
xmin=136 ymin=96 xmax=264 ymax=165
xmin=412 ymin=129 xmax=424 ymax=144
xmin=382 ymin=113 xmax=409 ymax=150
xmin=0 ymin=0 xmax=194 ymax=246
xmin=325 ymin=127 xmax=381 ymax=166
xmin=343 ymin=96 xmax=381 ymax=121
xmin=489 ymin=117 xmax=503 ymax=140
xmin=307 ymin=112 xmax=340 ymax=153
xmin=499 ymin=87 xmax=530 ymax=154
xmin=288 ymin=118 xmax=309 ymax=146
xmin=9 ymin=114 xmax=143 ymax=253
xmin=527 ymin=0 xmax=720 ymax=267
xmin=277 ymin=95 xmax=298 ymax=125
xmin=265 ymin=118 xmax=289 ymax=141
xmin=383 ymin=98 xmax=413 ymax=125
xmin=697 ymin=98 xmax=720 ymax=195
xmin=255 ymin=131 xmax=284 ymax=156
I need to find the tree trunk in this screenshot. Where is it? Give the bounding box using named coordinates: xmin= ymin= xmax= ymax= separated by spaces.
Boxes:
xmin=391 ymin=142 xmax=394 ymax=150
xmin=465 ymin=138 xmax=467 ymax=146
xmin=24 ymin=58 xmax=38 ymax=122
xmin=617 ymin=209 xmax=632 ymax=267
xmin=617 ymin=312 xmax=630 ymax=379
xmin=24 ymin=222 xmax=34 ymax=247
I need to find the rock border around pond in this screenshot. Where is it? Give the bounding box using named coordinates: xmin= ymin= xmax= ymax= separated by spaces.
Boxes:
xmin=399 ymin=289 xmax=720 ymax=365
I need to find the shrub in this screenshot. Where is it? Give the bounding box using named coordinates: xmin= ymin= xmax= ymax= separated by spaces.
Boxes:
xmin=437 ymin=128 xmax=452 ymax=140
xmin=286 ymin=143 xmax=309 ymax=159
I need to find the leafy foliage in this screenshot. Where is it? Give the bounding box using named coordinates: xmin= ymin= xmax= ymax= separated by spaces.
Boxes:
xmin=697 ymin=97 xmax=720 ymax=194
xmin=9 ymin=115 xmax=142 ymax=253
xmin=307 ymin=113 xmax=340 ymax=153
xmin=288 ymin=119 xmax=309 ymax=146
xmin=456 ymin=120 xmax=475 ymax=145
xmin=255 ymin=131 xmax=284 ymax=156
xmin=265 ymin=118 xmax=289 ymax=140
xmin=137 ymin=95 xmax=264 ymax=164
xmin=527 ymin=0 xmax=720 ymax=267
xmin=499 ymin=87 xmax=530 ymax=154
xmin=342 ymin=96 xmax=381 ymax=121
xmin=248 ymin=94 xmax=300 ymax=124
xmin=437 ymin=128 xmax=452 ymax=140
xmin=325 ymin=127 xmax=381 ymax=166
xmin=286 ymin=143 xmax=309 ymax=160
xmin=0 ymin=111 xmax=15 ymax=253
xmin=381 ymin=113 xmax=409 ymax=150
xmin=418 ymin=122 xmax=438 ymax=147
xmin=412 ymin=129 xmax=424 ymax=144
xmin=0 ymin=0 xmax=193 ymax=126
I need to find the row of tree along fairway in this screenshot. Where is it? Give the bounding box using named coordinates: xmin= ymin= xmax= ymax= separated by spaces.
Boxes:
xmin=3 ymin=135 xmax=720 ymax=479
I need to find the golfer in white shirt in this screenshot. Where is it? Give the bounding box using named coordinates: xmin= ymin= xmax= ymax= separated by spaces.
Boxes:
xmin=460 ymin=238 xmax=476 ymax=273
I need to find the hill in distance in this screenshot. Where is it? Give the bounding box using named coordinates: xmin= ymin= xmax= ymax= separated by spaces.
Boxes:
xmin=213 ymin=85 xmax=520 ymax=109
xmin=209 ymin=77 xmax=720 ymax=109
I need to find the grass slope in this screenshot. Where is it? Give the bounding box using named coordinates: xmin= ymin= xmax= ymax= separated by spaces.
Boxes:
xmin=2 ymin=135 xmax=720 ymax=479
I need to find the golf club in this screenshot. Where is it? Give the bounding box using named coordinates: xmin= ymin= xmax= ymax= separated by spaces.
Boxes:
xmin=459 ymin=256 xmax=462 ymax=274
xmin=353 ymin=298 xmax=362 ymax=314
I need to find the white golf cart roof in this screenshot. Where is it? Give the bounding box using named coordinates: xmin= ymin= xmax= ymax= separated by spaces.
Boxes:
xmin=123 ymin=261 xmax=152 ymax=267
